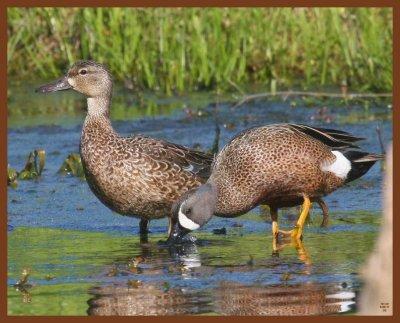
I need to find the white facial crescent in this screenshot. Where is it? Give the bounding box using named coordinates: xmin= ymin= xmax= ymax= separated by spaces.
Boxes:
xmin=67 ymin=77 xmax=76 ymax=87
xmin=178 ymin=205 xmax=200 ymax=231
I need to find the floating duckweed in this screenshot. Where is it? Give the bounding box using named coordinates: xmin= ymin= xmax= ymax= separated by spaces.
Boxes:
xmin=58 ymin=153 xmax=85 ymax=178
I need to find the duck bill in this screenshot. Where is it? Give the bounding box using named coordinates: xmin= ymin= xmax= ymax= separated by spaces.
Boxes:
xmin=35 ymin=76 xmax=72 ymax=93
xmin=167 ymin=223 xmax=191 ymax=244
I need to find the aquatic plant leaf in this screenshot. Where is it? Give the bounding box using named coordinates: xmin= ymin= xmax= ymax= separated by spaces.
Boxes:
xmin=17 ymin=149 xmax=46 ymax=180
xmin=16 ymin=268 xmax=31 ymax=286
xmin=7 ymin=165 xmax=18 ymax=188
xmin=18 ymin=169 xmax=37 ymax=180
xmin=18 ymin=152 xmax=37 ymax=180
xmin=34 ymin=149 xmax=46 ymax=175
xmin=58 ymin=153 xmax=85 ymax=178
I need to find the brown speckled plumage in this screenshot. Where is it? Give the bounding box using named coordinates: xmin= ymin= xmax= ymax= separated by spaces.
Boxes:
xmin=37 ymin=60 xmax=212 ymax=234
xmin=80 ymin=114 xmax=211 ymax=220
xmin=211 ymin=124 xmax=343 ymax=216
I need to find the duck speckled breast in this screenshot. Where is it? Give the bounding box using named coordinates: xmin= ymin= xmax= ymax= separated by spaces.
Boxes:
xmin=211 ymin=125 xmax=341 ymax=215
xmin=80 ymin=116 xmax=210 ymax=219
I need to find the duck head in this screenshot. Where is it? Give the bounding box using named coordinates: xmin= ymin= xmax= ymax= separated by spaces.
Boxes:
xmin=36 ymin=60 xmax=113 ymax=98
xmin=168 ymin=183 xmax=217 ymax=244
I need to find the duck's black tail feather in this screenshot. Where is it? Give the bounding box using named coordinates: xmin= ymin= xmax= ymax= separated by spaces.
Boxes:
xmin=343 ymin=150 xmax=384 ymax=183
xmin=290 ymin=124 xmax=364 ymax=149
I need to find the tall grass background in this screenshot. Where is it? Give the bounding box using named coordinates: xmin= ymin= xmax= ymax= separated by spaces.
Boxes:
xmin=7 ymin=8 xmax=392 ymax=94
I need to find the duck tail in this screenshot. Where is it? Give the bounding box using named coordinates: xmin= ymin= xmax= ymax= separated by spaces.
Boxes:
xmin=343 ymin=150 xmax=384 ymax=183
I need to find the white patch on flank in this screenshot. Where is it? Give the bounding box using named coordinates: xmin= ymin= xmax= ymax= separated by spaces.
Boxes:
xmin=321 ymin=150 xmax=351 ymax=179
xmin=178 ymin=205 xmax=200 ymax=231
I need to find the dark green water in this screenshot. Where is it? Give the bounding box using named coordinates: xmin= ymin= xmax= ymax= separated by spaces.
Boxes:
xmin=7 ymin=81 xmax=392 ymax=315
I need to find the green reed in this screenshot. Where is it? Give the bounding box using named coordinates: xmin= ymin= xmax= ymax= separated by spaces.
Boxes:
xmin=7 ymin=8 xmax=392 ymax=93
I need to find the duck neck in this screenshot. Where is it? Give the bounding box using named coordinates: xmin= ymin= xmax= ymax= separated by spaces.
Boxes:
xmin=83 ymin=96 xmax=116 ymax=137
xmin=206 ymin=180 xmax=218 ymax=194
xmin=87 ymin=96 xmax=111 ymax=118
xmin=204 ymin=181 xmax=219 ymax=210
xmin=206 ymin=178 xmax=223 ymax=215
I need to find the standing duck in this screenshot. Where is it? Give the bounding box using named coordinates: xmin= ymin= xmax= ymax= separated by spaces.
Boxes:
xmin=169 ymin=124 xmax=383 ymax=245
xmin=36 ymin=60 xmax=213 ymax=240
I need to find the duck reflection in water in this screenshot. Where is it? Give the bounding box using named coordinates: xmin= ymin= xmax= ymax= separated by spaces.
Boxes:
xmin=88 ymin=235 xmax=357 ymax=316
xmin=213 ymin=282 xmax=355 ymax=316
xmin=88 ymin=280 xmax=355 ymax=316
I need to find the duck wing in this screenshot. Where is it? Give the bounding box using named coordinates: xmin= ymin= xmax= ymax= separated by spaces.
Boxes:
xmin=131 ymin=136 xmax=213 ymax=180
xmin=288 ymin=124 xmax=363 ymax=149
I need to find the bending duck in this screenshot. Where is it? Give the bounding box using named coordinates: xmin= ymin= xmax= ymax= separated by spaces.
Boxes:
xmin=36 ymin=60 xmax=213 ymax=239
xmin=169 ymin=124 xmax=383 ymax=244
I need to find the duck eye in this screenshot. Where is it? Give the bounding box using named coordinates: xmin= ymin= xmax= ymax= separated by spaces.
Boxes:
xmin=185 ymin=208 xmax=192 ymax=216
xmin=79 ymin=69 xmax=87 ymax=75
